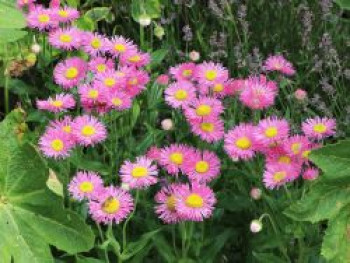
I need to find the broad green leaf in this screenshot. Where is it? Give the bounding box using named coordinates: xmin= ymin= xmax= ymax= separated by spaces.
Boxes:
xmin=84 ymin=7 xmax=111 ymax=22
xmin=76 ymin=256 xmax=105 ymax=263
xmin=335 ymin=0 xmax=350 ymax=10
xmin=131 ymin=0 xmax=161 ymax=22
xmin=284 ymin=183 xmax=350 ymax=223
xmin=321 ymin=207 xmax=350 ymax=262
xmin=150 ymin=49 xmax=168 ymax=69
xmin=0 ymin=29 xmax=27 ymax=44
xmin=66 ymin=0 xmax=80 ymax=8
xmin=202 ymin=229 xmax=235 ymax=263
xmin=0 ymin=3 xmax=26 ymax=29
xmin=0 ymin=111 xmax=94 ymax=263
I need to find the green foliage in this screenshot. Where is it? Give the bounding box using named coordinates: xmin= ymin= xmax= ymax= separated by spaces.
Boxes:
xmin=0 ymin=111 xmax=95 ymax=262
xmin=335 ymin=0 xmax=350 ymax=10
xmin=285 ymin=140 xmax=350 ymax=262
xmin=131 ymin=0 xmax=161 ymax=23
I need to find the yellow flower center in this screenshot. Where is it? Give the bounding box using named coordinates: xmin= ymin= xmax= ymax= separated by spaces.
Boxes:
xmin=185 ymin=194 xmax=204 ymax=208
xmin=196 ymin=105 xmax=212 ymax=116
xmin=170 ymin=152 xmax=183 ymax=165
xmin=265 ymin=126 xmax=278 ymax=138
xmin=273 ymin=171 xmax=287 ymax=183
xmin=79 ymin=181 xmax=94 ymax=193
xmin=213 ymin=83 xmax=224 ymax=92
xmin=278 ymin=155 xmax=291 ymax=164
xmin=128 ymin=55 xmax=141 ymax=63
xmin=88 ymin=89 xmax=99 ymax=99
xmin=302 ymin=150 xmax=311 ymax=159
xmin=97 ymin=64 xmax=106 ymax=72
xmin=112 ymin=98 xmax=122 ymax=106
xmin=131 ymin=166 xmax=148 ymax=178
xmin=205 ymin=70 xmax=217 ymax=81
xmin=104 ymin=78 xmax=116 ymax=87
xmin=114 ymin=44 xmax=126 ymax=52
xmin=174 ymin=89 xmax=188 ymax=100
xmin=235 ymin=137 xmax=252 ymax=150
xmin=50 ymin=100 xmax=63 ymax=108
xmin=274 ymin=62 xmax=282 ymax=70
xmin=65 ymin=67 xmax=78 ymax=79
xmin=90 ymin=38 xmax=101 ymax=49
xmin=200 ymin=122 xmax=214 ymax=132
xmin=63 ymin=125 xmax=71 ymax=133
xmin=51 ymin=139 xmax=64 ymax=152
xmin=38 ymin=14 xmax=50 ymax=23
xmin=58 ymin=10 xmax=68 ymax=18
xmin=313 ymin=124 xmax=327 ymax=134
xmin=81 ymin=125 xmax=96 ymax=136
xmin=128 ymin=78 xmax=138 ymax=86
xmin=59 ymin=34 xmax=72 ymax=43
xmin=195 ymin=161 xmax=209 ymax=173
xmin=166 ymin=195 xmax=176 ymax=211
xmin=182 ymin=69 xmax=192 ymax=77
xmin=102 ymin=197 xmax=120 ymax=214
xmin=291 ymin=143 xmax=301 ymax=154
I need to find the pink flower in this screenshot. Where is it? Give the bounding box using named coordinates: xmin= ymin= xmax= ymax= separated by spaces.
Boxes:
xmin=124 ymin=69 xmax=150 ymax=98
xmin=89 ymin=186 xmax=134 ymax=224
xmin=54 ymin=57 xmax=87 ymax=89
xmin=39 ymin=128 xmax=74 ymax=159
xmin=254 ymin=116 xmax=290 ymax=147
xmin=164 ymin=81 xmax=196 ymax=109
xmin=37 ymin=93 xmax=75 ymax=113
xmin=120 ymin=50 xmax=150 ymax=68
xmin=146 ymin=146 xmax=161 ymax=162
xmin=81 ymin=32 xmax=108 ymax=56
xmin=294 ymin=89 xmax=307 ymax=101
xmin=224 ymin=123 xmax=257 ymax=161
xmin=119 ymin=156 xmax=158 ymax=189
xmin=88 ymin=56 xmax=115 ymax=74
xmin=107 ymin=36 xmax=136 ymax=58
xmin=176 ymin=183 xmax=216 ymax=222
xmin=155 ymin=184 xmax=182 ymax=224
xmin=239 ymin=76 xmax=277 ymax=110
xmin=184 ymin=97 xmax=224 ymax=121
xmin=49 ymin=27 xmax=82 ymax=50
xmin=169 ymin=62 xmax=197 ymax=81
xmin=17 ymin=0 xmax=36 ymax=9
xmin=225 ymin=78 xmax=247 ymax=96
xmin=195 ymin=61 xmax=228 ymax=86
xmin=54 ymin=7 xmax=80 ymax=23
xmin=105 ymin=90 xmax=132 ymax=111
xmin=78 ymin=83 xmax=106 ymax=112
xmin=159 ymin=144 xmax=194 ymax=175
xmin=48 ymin=116 xmax=76 ymax=143
xmin=94 ymin=69 xmax=126 ymax=90
xmin=283 ymin=135 xmax=311 ymax=160
xmin=26 ymin=6 xmax=59 ymax=31
xmin=49 ymin=0 xmax=60 ymax=8
xmin=156 ymin=74 xmax=169 ymax=85
xmin=72 ymin=115 xmax=107 ymax=146
xmin=182 ymin=150 xmax=221 ymax=184
xmin=264 ymin=55 xmax=296 ymax=76
xmin=190 ymin=117 xmax=225 ymax=143
xmin=302 ymin=167 xmax=319 ymax=180
xmin=68 ymin=171 xmax=104 ymax=201
xmin=263 ymin=163 xmax=296 ymax=189
xmin=302 ymin=117 xmax=336 ymax=140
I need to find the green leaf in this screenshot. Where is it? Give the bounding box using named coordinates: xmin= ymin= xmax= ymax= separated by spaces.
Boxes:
xmin=0 ymin=112 xmax=94 ymax=263
xmin=202 ymin=229 xmax=235 ymax=263
xmin=150 ymin=49 xmax=168 ymax=69
xmin=321 ymin=207 xmax=350 ymax=262
xmin=84 ymin=7 xmax=111 ymax=22
xmin=335 ymin=0 xmax=350 ymax=10
xmin=66 ymin=0 xmax=80 ymax=8
xmin=76 ymin=256 xmax=105 ymax=263
xmin=131 ymin=0 xmax=161 ymax=22
xmin=0 ymin=3 xmax=26 ymax=29
xmin=252 ymin=252 xmax=286 ymax=263
xmin=0 ymin=29 xmax=27 ymax=44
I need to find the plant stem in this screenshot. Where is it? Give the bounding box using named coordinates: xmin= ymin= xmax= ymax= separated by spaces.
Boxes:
xmin=122 ymin=190 xmax=140 ymax=250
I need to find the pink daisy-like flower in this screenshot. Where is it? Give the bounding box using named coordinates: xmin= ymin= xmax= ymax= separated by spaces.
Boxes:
xmin=54 ymin=57 xmax=87 ymax=89
xmin=54 ymin=7 xmax=80 ymax=23
xmin=156 ymin=74 xmax=169 ymax=85
xmin=302 ymin=117 xmax=336 ymax=140
xmin=184 ymin=96 xmax=224 ymax=121
xmin=68 ymin=171 xmax=104 ymax=201
xmin=254 ymin=116 xmax=290 ymax=147
xmin=169 ymin=62 xmax=197 ymax=81
xmin=48 ymin=116 xmax=76 ymax=144
xmin=72 ymin=115 xmax=107 ymax=146
xmin=48 ymin=27 xmax=82 ymax=50
xmin=26 ymin=6 xmax=58 ymax=31
xmin=39 ymin=128 xmax=74 ymax=159
xmin=195 ymin=61 xmax=229 ymax=86
xmin=176 ymin=183 xmax=216 ymax=222
xmin=264 ymin=55 xmax=296 ymax=76
xmin=120 ymin=49 xmax=150 ymax=68
xmin=78 ymin=83 xmax=105 ymax=112
xmin=49 ymin=0 xmax=60 ymax=8
xmin=107 ymin=36 xmax=136 ymax=57
xmin=224 ymin=123 xmax=257 ymax=161
xmin=95 ymin=69 xmax=126 ymax=90
xmin=119 ymin=156 xmax=158 ymax=189
xmin=155 ymin=184 xmax=182 ymax=224
xmin=159 ymin=144 xmax=194 ymax=175
xmin=17 ymin=0 xmax=36 ymax=9
xmin=89 ymin=186 xmax=134 ymax=224
xmin=124 ymin=69 xmax=150 ymax=98
xmin=165 ymin=81 xmax=196 ymax=109
xmin=105 ymin=90 xmax=132 ymax=111
xmin=190 ymin=117 xmax=225 ymax=143
xmin=225 ymin=78 xmax=247 ymax=96
xmin=206 ymin=81 xmax=230 ymax=98
xmin=283 ymin=135 xmax=311 ymax=158
xmin=263 ymin=163 xmax=296 ymax=189
xmin=81 ymin=32 xmax=108 ymax=57
xmin=37 ymin=93 xmax=75 ymax=113
xmin=302 ymin=167 xmax=319 ymax=180
xmin=239 ymin=76 xmax=278 ymax=110
xmin=183 ymin=150 xmax=220 ymax=184
xmin=88 ymin=56 xmax=115 ymax=74
xmin=146 ymin=146 xmax=161 ymax=162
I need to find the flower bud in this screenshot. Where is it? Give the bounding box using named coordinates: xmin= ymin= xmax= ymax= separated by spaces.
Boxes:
xmin=161 ymin=119 xmax=173 ymax=131
xmin=138 ymin=14 xmax=151 ymax=27
xmin=250 ymin=187 xmax=262 ymax=200
xmin=154 ymin=25 xmax=165 ymax=40
xmin=31 ymin=43 xmax=41 ymax=54
xmin=250 ymin=219 xmax=263 ymax=233
xmin=189 ymin=50 xmax=200 ymax=61
xmin=156 ymin=74 xmax=169 ymax=85
xmin=294 ymin=89 xmax=307 ymax=101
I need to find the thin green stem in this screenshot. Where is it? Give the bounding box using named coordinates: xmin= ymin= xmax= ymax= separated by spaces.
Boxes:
xmin=122 ymin=190 xmax=140 ymax=250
